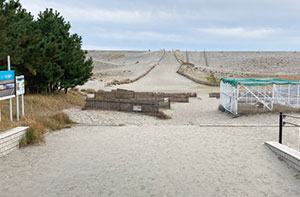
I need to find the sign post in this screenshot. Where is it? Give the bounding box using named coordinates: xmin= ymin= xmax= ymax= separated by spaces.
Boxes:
xmin=8 ymin=56 xmax=13 ymax=121
xmin=22 ymin=94 xmax=24 ymax=116
xmin=16 ymin=75 xmax=25 ymax=120
xmin=16 ymin=91 xmax=19 ymax=121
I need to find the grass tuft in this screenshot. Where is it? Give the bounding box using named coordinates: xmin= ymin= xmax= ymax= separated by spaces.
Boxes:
xmin=147 ymin=111 xmax=172 ymax=119
xmin=86 ymin=89 xmax=96 ymax=94
xmin=19 ymin=127 xmax=45 ymax=147
xmin=1 ymin=91 xmax=84 ymax=146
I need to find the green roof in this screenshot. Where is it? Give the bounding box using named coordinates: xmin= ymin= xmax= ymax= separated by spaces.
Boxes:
xmin=221 ymin=78 xmax=300 ymax=87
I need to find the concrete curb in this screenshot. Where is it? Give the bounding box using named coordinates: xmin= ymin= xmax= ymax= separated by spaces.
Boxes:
xmin=0 ymin=127 xmax=29 ymax=158
xmin=265 ymin=141 xmax=300 ymax=172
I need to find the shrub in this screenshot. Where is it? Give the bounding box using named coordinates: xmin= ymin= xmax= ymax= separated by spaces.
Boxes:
xmin=19 ymin=127 xmax=44 ymax=146
xmin=51 ymin=112 xmax=75 ymax=125
xmin=19 ymin=136 xmax=27 ymax=147
xmin=206 ymin=74 xmax=217 ymax=85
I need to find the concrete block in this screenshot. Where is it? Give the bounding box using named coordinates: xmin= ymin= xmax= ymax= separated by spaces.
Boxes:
xmin=0 ymin=127 xmax=28 ymax=158
xmin=265 ymin=141 xmax=300 ymax=172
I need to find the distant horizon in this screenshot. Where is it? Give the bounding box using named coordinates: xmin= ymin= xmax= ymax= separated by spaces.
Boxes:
xmin=85 ymin=49 xmax=300 ymax=52
xmin=22 ymin=0 xmax=300 ymax=51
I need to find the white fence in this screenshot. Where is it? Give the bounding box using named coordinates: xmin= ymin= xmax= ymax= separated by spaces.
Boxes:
xmin=220 ymin=81 xmax=300 ymax=115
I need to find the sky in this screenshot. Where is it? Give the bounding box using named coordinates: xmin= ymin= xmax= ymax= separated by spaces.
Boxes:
xmin=21 ymin=0 xmax=300 ymax=51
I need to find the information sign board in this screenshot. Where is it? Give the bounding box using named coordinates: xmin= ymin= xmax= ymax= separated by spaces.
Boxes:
xmin=0 ymin=70 xmax=15 ymax=101
xmin=133 ymin=105 xmax=142 ymax=112
xmin=16 ymin=75 xmax=25 ymax=95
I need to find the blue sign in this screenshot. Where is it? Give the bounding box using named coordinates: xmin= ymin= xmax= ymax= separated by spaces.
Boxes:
xmin=0 ymin=70 xmax=15 ymax=81
xmin=0 ymin=70 xmax=15 ymax=100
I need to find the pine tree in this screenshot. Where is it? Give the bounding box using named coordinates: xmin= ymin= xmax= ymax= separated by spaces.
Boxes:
xmin=35 ymin=9 xmax=93 ymax=93
xmin=0 ymin=0 xmax=35 ymax=74
xmin=0 ymin=1 xmax=93 ymax=93
xmin=61 ymin=33 xmax=93 ymax=93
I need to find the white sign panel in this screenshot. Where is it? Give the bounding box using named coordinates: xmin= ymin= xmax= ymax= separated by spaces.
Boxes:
xmin=16 ymin=75 xmax=25 ymax=95
xmin=164 ymin=98 xmax=169 ymax=102
xmin=133 ymin=105 xmax=142 ymax=112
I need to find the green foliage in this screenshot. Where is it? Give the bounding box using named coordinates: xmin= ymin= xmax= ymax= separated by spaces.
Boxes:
xmin=206 ymin=74 xmax=219 ymax=85
xmin=0 ymin=1 xmax=93 ymax=93
xmin=19 ymin=136 xmax=27 ymax=147
xmin=25 ymin=127 xmax=44 ymax=144
xmin=19 ymin=127 xmax=45 ymax=147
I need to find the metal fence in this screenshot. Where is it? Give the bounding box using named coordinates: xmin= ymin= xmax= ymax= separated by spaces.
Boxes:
xmin=279 ymin=112 xmax=300 ymax=144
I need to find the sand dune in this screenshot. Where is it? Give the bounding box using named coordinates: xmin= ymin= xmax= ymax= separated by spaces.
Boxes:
xmin=177 ymin=51 xmax=300 ymax=78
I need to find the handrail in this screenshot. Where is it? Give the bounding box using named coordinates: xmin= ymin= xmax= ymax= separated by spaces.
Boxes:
xmin=279 ymin=112 xmax=300 ymax=144
xmin=284 ymin=114 xmax=300 ymax=120
xmin=283 ymin=121 xmax=300 ymax=127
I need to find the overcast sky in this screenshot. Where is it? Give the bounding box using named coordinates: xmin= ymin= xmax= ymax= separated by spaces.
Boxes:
xmin=21 ymin=0 xmax=300 ymax=51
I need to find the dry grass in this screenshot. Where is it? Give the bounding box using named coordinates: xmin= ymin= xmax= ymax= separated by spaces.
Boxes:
xmin=147 ymin=111 xmax=172 ymax=119
xmin=231 ymin=75 xmax=300 ymax=80
xmin=0 ymin=91 xmax=85 ymax=136
xmin=267 ymin=75 xmax=300 ymax=80
xmin=86 ymin=89 xmax=96 ymax=94
xmin=71 ymin=88 xmax=79 ymax=92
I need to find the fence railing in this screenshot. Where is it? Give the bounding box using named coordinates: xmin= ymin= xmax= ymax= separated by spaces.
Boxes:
xmin=279 ymin=112 xmax=300 ymax=144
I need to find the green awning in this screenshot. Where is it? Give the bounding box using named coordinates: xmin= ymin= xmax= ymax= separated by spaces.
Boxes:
xmin=221 ymin=78 xmax=300 ymax=87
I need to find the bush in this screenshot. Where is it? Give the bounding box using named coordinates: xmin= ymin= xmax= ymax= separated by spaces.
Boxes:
xmin=40 ymin=112 xmax=75 ymax=131
xmin=51 ymin=112 xmax=75 ymax=125
xmin=206 ymin=74 xmax=217 ymax=85
xmin=19 ymin=136 xmax=27 ymax=147
xmin=19 ymin=127 xmax=44 ymax=146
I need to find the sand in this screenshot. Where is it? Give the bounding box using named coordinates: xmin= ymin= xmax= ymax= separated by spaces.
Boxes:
xmin=86 ymin=50 xmax=165 ymax=85
xmin=1 ymin=51 xmax=300 ymax=197
xmin=177 ymin=51 xmax=300 ymax=78
xmin=1 ymin=125 xmax=299 ymax=197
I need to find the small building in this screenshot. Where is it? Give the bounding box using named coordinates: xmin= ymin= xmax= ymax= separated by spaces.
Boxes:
xmin=220 ymin=78 xmax=300 ymax=115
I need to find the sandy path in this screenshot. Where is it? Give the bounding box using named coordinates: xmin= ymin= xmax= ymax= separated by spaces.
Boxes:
xmin=81 ymin=51 xmax=165 ymax=91
xmin=0 ymin=125 xmax=299 ymax=197
xmin=110 ymin=52 xmax=199 ymax=92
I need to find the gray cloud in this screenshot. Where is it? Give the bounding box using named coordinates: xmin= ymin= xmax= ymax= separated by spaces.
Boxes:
xmin=21 ymin=0 xmax=300 ymax=50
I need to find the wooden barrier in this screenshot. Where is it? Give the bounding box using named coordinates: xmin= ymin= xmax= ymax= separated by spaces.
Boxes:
xmin=95 ymin=89 xmax=194 ymax=103
xmin=209 ymin=92 xmax=220 ymax=99
xmin=84 ymin=98 xmax=159 ymax=113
